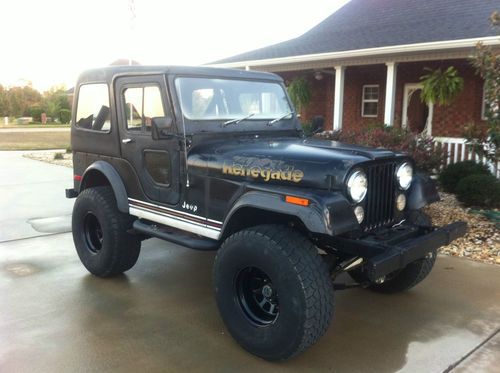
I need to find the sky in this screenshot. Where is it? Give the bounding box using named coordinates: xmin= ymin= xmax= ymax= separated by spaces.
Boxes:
xmin=0 ymin=0 xmax=350 ymax=92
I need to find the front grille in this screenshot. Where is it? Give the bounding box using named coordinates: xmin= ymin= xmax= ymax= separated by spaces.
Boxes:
xmin=364 ymin=162 xmax=397 ymax=230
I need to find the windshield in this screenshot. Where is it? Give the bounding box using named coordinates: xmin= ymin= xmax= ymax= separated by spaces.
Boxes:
xmin=175 ymin=77 xmax=293 ymax=121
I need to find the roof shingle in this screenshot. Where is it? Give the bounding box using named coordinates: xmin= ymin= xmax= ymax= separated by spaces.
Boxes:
xmin=214 ymin=0 xmax=499 ymax=64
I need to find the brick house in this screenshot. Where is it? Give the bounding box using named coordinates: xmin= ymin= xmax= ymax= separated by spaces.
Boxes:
xmin=212 ymin=0 xmax=499 ymax=146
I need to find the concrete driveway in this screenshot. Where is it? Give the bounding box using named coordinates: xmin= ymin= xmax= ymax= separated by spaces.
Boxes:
xmin=1 ymin=151 xmax=499 ymax=372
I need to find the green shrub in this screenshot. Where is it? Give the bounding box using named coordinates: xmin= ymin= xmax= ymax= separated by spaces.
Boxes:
xmin=53 ymin=152 xmax=64 ymax=160
xmin=65 ymin=146 xmax=72 ymax=154
xmin=438 ymin=161 xmax=492 ymax=193
xmin=27 ymin=106 xmax=43 ymax=122
xmin=318 ymin=126 xmax=447 ymax=174
xmin=58 ymin=109 xmax=71 ymax=124
xmin=456 ymin=174 xmax=500 ymax=208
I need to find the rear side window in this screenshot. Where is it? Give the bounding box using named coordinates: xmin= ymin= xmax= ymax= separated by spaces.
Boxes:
xmin=75 ymin=84 xmax=111 ymax=132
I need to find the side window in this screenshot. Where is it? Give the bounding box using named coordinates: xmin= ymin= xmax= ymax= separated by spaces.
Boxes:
xmin=123 ymin=85 xmax=165 ymax=132
xmin=75 ymin=84 xmax=110 ymax=131
xmin=144 ymin=150 xmax=170 ymax=185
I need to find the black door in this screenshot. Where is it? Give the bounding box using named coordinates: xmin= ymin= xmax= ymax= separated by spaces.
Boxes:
xmin=116 ymin=75 xmax=180 ymax=205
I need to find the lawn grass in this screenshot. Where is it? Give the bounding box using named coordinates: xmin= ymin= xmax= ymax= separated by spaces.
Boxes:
xmin=0 ymin=123 xmax=71 ymax=129
xmin=0 ymin=131 xmax=70 ymax=150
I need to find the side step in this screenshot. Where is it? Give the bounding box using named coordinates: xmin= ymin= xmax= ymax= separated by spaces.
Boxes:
xmin=132 ymin=220 xmax=220 ymax=251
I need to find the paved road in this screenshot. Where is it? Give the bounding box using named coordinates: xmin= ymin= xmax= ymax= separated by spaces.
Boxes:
xmin=0 ymin=152 xmax=499 ymax=372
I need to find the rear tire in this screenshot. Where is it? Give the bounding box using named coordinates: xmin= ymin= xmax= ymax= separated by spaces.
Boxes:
xmin=213 ymin=225 xmax=334 ymax=361
xmin=72 ymin=186 xmax=141 ymax=277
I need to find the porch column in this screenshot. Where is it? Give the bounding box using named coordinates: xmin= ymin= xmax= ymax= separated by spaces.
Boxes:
xmin=384 ymin=62 xmax=398 ymax=126
xmin=333 ymin=65 xmax=345 ymax=131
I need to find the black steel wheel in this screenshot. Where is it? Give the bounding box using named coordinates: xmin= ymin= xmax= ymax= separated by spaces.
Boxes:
xmin=213 ymin=225 xmax=334 ymax=361
xmin=236 ymin=267 xmax=279 ymax=326
xmin=72 ymin=186 xmax=141 ymax=277
xmin=83 ymin=212 xmax=103 ymax=253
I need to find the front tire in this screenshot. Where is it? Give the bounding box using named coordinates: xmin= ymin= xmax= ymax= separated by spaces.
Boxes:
xmin=213 ymin=225 xmax=334 ymax=361
xmin=350 ymin=211 xmax=436 ymax=293
xmin=72 ymin=186 xmax=141 ymax=277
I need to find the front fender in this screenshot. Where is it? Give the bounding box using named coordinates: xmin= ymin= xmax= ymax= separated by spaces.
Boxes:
xmin=221 ymin=190 xmax=359 ymax=237
xmin=407 ymin=173 xmax=440 ymax=210
xmin=80 ymin=161 xmax=129 ymax=213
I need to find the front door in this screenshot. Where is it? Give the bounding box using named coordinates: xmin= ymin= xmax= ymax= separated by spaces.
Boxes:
xmin=402 ymin=83 xmax=430 ymax=135
xmin=116 ymin=75 xmax=180 ymax=205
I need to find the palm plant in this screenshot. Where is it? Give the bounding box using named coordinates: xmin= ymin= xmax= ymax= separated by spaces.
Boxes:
xmin=419 ymin=66 xmax=464 ymax=135
xmin=287 ymin=76 xmax=311 ymax=113
xmin=420 ymin=66 xmax=464 ymax=105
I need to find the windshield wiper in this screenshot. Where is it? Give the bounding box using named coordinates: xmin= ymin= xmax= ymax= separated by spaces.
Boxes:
xmin=222 ymin=113 xmax=255 ymax=127
xmin=267 ymin=112 xmax=293 ymax=126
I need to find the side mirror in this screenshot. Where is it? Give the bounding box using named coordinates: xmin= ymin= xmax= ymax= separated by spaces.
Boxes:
xmin=311 ymin=115 xmax=325 ymax=134
xmin=152 ymin=116 xmax=174 ymax=140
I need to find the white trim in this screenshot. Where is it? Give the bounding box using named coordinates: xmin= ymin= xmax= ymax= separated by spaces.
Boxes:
xmin=128 ymin=197 xmax=223 ymax=223
xmin=130 ymin=206 xmax=221 ymax=240
xmin=384 ymin=62 xmax=397 ymax=126
xmin=211 ymin=36 xmax=500 ymax=69
xmin=401 ymin=83 xmax=434 ymax=136
xmin=402 ymin=83 xmax=423 ymax=129
xmin=361 ymin=84 xmax=379 ymax=118
xmin=333 ymin=66 xmax=345 ymax=130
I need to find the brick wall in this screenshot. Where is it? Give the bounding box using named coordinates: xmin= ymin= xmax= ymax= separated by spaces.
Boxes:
xmin=343 ymin=65 xmax=386 ymax=131
xmin=394 ymin=60 xmax=486 ymax=137
xmin=277 ymin=58 xmax=486 ymax=137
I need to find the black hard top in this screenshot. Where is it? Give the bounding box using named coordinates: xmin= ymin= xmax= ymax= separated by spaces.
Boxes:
xmin=77 ymin=65 xmax=282 ymax=84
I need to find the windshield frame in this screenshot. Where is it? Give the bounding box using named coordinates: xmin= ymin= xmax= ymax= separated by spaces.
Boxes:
xmin=170 ymin=75 xmax=299 ymax=134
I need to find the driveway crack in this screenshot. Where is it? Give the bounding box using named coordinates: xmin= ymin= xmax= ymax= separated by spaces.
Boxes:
xmin=444 ymin=327 xmax=500 ymax=372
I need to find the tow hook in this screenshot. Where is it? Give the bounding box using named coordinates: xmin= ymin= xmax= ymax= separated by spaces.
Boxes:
xmin=331 ymin=257 xmax=363 ymax=277
xmin=331 ymin=257 xmax=365 ymax=290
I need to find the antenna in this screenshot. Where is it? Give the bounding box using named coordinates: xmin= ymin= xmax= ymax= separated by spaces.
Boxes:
xmin=128 ymin=0 xmax=136 ymax=66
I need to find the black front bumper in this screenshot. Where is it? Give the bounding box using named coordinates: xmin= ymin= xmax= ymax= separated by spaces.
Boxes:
xmin=331 ymin=221 xmax=467 ymax=281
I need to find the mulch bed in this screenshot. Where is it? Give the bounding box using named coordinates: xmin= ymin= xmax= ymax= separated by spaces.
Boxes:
xmin=424 ymin=192 xmax=500 ymax=265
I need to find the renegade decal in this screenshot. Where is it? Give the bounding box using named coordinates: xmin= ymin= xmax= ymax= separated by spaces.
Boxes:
xmin=222 ymin=162 xmax=304 ymax=183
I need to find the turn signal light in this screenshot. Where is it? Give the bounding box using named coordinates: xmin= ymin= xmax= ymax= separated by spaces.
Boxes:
xmin=285 ymin=195 xmax=309 ymax=206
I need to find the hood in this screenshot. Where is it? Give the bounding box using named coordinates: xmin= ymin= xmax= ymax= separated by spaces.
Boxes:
xmin=187 ymin=136 xmax=403 ymax=190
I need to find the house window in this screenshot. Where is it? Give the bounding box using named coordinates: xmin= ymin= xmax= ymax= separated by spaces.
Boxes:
xmin=481 ymin=83 xmax=487 ymax=121
xmin=482 ymin=82 xmax=499 ymax=121
xmin=362 ymin=85 xmax=379 ymax=117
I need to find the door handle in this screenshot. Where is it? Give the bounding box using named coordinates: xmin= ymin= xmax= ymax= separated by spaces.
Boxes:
xmin=122 ymin=138 xmax=133 ymax=144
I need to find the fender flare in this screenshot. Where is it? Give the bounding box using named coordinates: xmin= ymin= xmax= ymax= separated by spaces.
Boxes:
xmin=408 ymin=173 xmax=440 ymax=210
xmin=221 ymin=191 xmax=330 ymax=237
xmin=80 ymin=160 xmax=129 ymax=213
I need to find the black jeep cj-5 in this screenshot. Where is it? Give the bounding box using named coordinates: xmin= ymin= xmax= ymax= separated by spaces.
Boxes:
xmin=66 ymin=66 xmax=466 ymax=360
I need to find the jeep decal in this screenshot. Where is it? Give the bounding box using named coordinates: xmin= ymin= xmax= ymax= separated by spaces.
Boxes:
xmin=222 ymin=162 xmax=304 ymax=183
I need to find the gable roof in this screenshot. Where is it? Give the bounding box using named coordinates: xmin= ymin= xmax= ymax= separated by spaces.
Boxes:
xmin=214 ymin=0 xmax=499 ymax=65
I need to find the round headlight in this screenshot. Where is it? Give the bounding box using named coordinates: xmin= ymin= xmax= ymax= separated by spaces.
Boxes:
xmin=347 ymin=170 xmax=368 ymax=203
xmin=396 ymin=162 xmax=413 ymax=190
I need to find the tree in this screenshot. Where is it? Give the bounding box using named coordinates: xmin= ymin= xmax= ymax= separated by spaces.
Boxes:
xmin=42 ymin=86 xmax=71 ymax=121
xmin=469 ymin=11 xmax=500 ymax=162
xmin=0 ymin=85 xmax=10 ymax=117
xmin=6 ymin=86 xmax=42 ymax=117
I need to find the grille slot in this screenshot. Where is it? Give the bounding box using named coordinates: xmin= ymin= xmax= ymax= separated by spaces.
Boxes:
xmin=364 ymin=162 xmax=397 ymax=230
